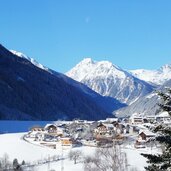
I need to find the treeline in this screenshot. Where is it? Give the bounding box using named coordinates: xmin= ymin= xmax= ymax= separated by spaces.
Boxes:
xmin=0 ymin=153 xmax=24 ymax=171
xmin=0 ymin=153 xmax=60 ymax=171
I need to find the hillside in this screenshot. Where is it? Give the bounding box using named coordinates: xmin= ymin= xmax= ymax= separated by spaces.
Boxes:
xmin=0 ymin=44 xmax=116 ymax=120
xmin=115 ymin=80 xmax=171 ymax=117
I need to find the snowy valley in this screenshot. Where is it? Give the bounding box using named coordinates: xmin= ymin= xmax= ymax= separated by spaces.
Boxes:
xmin=0 ymin=45 xmax=171 ymax=171
xmin=1 ymin=116 xmax=167 ymax=171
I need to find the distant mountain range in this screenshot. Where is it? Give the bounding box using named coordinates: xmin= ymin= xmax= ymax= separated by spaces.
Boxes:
xmin=0 ymin=44 xmax=124 ymax=120
xmin=66 ymin=58 xmax=155 ymax=105
xmin=10 ymin=50 xmax=125 ymax=114
xmin=66 ymin=58 xmax=171 ymax=117
xmin=130 ymin=64 xmax=171 ymax=85
xmin=1 ymin=44 xmax=171 ymax=120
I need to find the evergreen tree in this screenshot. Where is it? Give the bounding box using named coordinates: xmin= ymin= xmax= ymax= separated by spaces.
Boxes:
xmin=21 ymin=160 xmax=25 ymax=166
xmin=141 ymin=88 xmax=171 ymax=171
xmin=13 ymin=158 xmax=19 ymax=170
xmin=13 ymin=158 xmax=22 ymax=171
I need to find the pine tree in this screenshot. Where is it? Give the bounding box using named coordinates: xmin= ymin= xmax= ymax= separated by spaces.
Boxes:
xmin=13 ymin=158 xmax=19 ymax=170
xmin=21 ymin=160 xmax=25 ymax=165
xmin=141 ymin=88 xmax=171 ymax=171
xmin=13 ymin=158 xmax=22 ymax=171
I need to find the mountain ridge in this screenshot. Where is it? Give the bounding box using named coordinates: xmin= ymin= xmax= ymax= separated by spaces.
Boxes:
xmin=0 ymin=44 xmax=120 ymax=120
xmin=10 ymin=50 xmax=126 ymax=114
xmin=130 ymin=64 xmax=171 ymax=85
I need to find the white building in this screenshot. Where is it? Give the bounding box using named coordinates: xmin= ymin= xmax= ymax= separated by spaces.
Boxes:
xmin=129 ymin=113 xmax=144 ymax=125
xmin=156 ymin=111 xmax=171 ymax=123
xmin=106 ymin=118 xmax=118 ymax=123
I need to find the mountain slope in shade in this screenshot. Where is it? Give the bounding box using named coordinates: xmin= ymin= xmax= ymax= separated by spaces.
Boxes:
xmin=10 ymin=50 xmax=50 ymax=72
xmin=66 ymin=58 xmax=154 ymax=104
xmin=115 ymin=79 xmax=171 ymax=117
xmin=10 ymin=50 xmax=126 ymax=114
xmin=0 ymin=44 xmax=117 ymax=120
xmin=130 ymin=64 xmax=171 ymax=85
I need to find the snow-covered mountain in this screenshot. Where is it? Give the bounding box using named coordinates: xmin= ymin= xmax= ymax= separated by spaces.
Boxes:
xmin=130 ymin=64 xmax=171 ymax=85
xmin=0 ymin=45 xmax=129 ymax=120
xmin=66 ymin=58 xmax=154 ymax=104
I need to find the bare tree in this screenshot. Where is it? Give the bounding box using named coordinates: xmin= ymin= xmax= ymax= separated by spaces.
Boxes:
xmin=129 ymin=167 xmax=139 ymax=171
xmin=84 ymin=144 xmax=128 ymax=171
xmin=21 ymin=160 xmax=25 ymax=166
xmin=68 ymin=150 xmax=82 ymax=164
xmin=0 ymin=160 xmax=2 ymax=170
xmin=0 ymin=153 xmax=11 ymax=170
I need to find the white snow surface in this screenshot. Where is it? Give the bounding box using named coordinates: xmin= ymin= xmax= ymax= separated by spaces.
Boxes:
xmin=0 ymin=133 xmax=151 ymax=171
xmin=130 ymin=64 xmax=171 ymax=85
xmin=145 ymin=92 xmax=157 ymax=99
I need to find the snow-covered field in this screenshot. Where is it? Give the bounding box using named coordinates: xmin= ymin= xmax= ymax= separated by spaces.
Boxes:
xmin=0 ymin=133 xmax=150 ymax=171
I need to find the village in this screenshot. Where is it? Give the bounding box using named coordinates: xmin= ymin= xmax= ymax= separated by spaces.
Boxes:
xmin=24 ymin=111 xmax=171 ymax=150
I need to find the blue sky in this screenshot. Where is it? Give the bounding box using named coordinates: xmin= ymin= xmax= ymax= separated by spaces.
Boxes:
xmin=1 ymin=0 xmax=171 ymax=73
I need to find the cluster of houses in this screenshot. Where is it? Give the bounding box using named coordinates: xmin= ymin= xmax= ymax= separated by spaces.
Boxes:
xmin=24 ymin=111 xmax=170 ymax=149
xmin=127 ymin=111 xmax=171 ymax=148
xmin=128 ymin=112 xmax=171 ymax=125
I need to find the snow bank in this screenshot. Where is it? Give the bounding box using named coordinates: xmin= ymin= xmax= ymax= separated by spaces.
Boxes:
xmin=0 ymin=133 xmax=148 ymax=171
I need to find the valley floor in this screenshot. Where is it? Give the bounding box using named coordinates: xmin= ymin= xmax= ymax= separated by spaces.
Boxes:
xmin=0 ymin=133 xmax=157 ymax=171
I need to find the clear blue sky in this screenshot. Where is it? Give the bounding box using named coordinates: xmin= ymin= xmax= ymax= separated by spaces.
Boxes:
xmin=1 ymin=0 xmax=171 ymax=73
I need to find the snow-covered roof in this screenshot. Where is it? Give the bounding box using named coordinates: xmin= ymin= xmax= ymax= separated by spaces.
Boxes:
xmin=60 ymin=137 xmax=71 ymax=140
xmin=137 ymin=139 xmax=146 ymax=143
xmin=44 ymin=124 xmax=57 ymax=129
xmin=106 ymin=118 xmax=118 ymax=122
xmin=56 ymin=127 xmax=63 ymax=132
xmin=135 ymin=125 xmax=146 ymax=129
xmin=145 ymin=115 xmax=156 ymax=118
xmin=103 ymin=124 xmax=114 ymax=128
xmin=139 ymin=129 xmax=155 ymax=136
xmin=158 ymin=111 xmax=170 ymax=118
xmin=98 ymin=120 xmax=107 ymax=123
xmin=130 ymin=113 xmax=143 ymax=119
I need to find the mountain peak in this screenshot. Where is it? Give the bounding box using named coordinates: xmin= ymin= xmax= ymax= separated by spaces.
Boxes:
xmin=78 ymin=58 xmax=122 ymax=71
xmin=160 ymin=64 xmax=171 ymax=72
xmin=81 ymin=58 xmax=94 ymax=64
xmin=66 ymin=58 xmax=127 ymax=82
xmin=130 ymin=63 xmax=171 ymax=85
